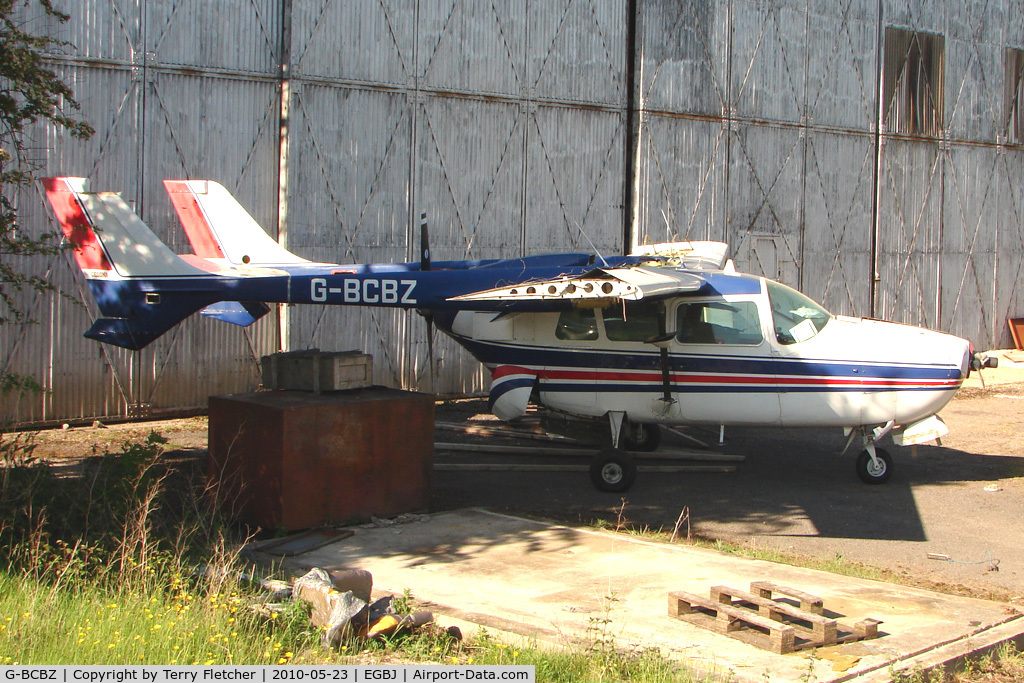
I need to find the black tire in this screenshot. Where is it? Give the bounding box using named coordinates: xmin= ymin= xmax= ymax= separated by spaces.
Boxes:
xmin=856 ymin=448 xmax=893 ymax=484
xmin=620 ymin=422 xmax=661 ymax=452
xmin=590 ymin=448 xmax=637 ymax=493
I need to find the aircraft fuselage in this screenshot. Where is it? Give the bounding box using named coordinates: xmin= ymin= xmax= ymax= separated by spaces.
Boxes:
xmin=439 ymin=271 xmax=969 ymax=430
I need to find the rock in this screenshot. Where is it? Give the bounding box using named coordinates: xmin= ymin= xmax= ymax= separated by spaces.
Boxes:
xmin=328 ymin=568 xmax=372 ymax=603
xmin=259 ymin=578 xmax=292 ymax=601
xmin=293 ymin=568 xmax=369 ymax=647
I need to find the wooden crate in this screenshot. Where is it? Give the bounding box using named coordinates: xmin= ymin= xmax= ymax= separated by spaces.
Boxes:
xmin=261 ymin=350 xmax=372 ymax=392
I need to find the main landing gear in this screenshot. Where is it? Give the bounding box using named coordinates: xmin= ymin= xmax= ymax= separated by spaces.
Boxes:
xmin=588 ymin=411 xmax=661 ymax=492
xmin=846 ymin=421 xmax=895 ymax=485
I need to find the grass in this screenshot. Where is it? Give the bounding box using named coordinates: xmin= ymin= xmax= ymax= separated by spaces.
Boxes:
xmin=0 ymin=570 xmax=707 ymax=681
xmin=0 ymin=429 xmax=715 ymax=681
xmin=890 ymin=642 xmax=1024 ymax=682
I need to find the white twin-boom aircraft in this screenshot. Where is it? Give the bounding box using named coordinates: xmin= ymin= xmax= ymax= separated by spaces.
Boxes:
xmin=43 ymin=177 xmax=994 ymax=491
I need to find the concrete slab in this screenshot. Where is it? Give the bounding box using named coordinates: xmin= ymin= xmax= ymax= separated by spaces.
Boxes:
xmin=287 ymin=509 xmax=1023 ymax=683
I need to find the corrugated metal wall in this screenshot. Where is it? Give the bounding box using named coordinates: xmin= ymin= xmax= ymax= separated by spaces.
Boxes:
xmin=2 ymin=0 xmax=1022 ymax=425
xmin=282 ymin=0 xmax=627 ymax=394
xmin=633 ymin=0 xmax=1024 ymax=344
xmin=2 ymin=0 xmax=283 ymax=424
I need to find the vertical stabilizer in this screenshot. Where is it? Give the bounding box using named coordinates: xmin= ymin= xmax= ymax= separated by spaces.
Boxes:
xmin=42 ymin=177 xmax=113 ymax=275
xmin=42 ymin=177 xmax=216 ymax=350
xmin=44 ymin=177 xmax=208 ymax=278
xmin=163 ymin=179 xmax=309 ymax=266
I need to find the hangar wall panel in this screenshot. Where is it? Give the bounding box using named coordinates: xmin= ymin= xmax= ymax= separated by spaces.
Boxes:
xmin=996 ymin=150 xmax=1024 ymax=345
xmin=941 ymin=146 xmax=1000 ymax=345
xmin=280 ymin=0 xmax=627 ymax=395
xmin=801 ymin=131 xmax=875 ymax=317
xmin=875 ymin=140 xmax=943 ymax=329
xmin=634 ymin=116 xmax=728 ymax=245
xmin=1 ymin=0 xmax=282 ymax=424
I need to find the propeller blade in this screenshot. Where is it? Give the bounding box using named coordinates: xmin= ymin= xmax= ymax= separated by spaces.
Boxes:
xmin=420 ymin=211 xmax=430 ymax=272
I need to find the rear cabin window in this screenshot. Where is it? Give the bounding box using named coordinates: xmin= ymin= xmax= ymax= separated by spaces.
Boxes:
xmin=555 ymin=308 xmax=599 ymax=341
xmin=676 ymin=301 xmax=763 ymax=345
xmin=603 ymin=301 xmax=665 ymax=342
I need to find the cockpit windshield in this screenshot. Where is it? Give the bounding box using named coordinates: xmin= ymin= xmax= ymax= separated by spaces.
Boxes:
xmin=766 ymin=280 xmax=831 ymax=344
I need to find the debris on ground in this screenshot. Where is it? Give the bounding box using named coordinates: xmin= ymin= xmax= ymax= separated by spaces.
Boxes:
xmin=253 ymin=565 xmax=442 ymax=649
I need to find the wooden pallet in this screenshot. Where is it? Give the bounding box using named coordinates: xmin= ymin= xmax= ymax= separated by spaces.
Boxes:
xmin=668 ymin=581 xmax=881 ymax=654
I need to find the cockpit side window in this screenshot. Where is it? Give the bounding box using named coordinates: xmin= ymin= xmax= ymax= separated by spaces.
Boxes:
xmin=603 ymin=301 xmax=665 ymax=342
xmin=676 ymin=301 xmax=763 ymax=345
xmin=766 ymin=280 xmax=831 ymax=344
xmin=555 ymin=308 xmax=599 ymax=341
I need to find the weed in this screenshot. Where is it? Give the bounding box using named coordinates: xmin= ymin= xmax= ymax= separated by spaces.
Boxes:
xmin=0 ymin=431 xmax=721 ymax=680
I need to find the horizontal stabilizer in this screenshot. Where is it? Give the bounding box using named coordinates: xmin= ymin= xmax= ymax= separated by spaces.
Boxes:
xmin=200 ymin=301 xmax=271 ymax=327
xmin=448 ymin=267 xmax=704 ymax=307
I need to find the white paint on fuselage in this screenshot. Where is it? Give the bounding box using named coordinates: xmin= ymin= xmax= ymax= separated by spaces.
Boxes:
xmin=449 ymin=282 xmax=970 ymax=430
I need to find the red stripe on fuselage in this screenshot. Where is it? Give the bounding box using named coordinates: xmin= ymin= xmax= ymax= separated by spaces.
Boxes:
xmin=534 ymin=367 xmax=958 ymax=389
xmin=492 ymin=365 xmax=537 ymax=380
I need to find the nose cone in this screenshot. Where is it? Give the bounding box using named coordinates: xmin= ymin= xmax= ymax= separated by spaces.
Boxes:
xmin=823 ymin=317 xmax=971 ymax=423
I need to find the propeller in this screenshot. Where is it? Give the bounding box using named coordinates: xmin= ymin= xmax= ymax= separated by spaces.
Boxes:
xmin=970 ymin=347 xmax=999 ymax=389
xmin=418 ymin=211 xmax=436 ymax=392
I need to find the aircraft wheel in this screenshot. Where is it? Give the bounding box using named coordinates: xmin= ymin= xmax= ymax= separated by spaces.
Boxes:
xmin=590 ymin=448 xmax=637 ymax=493
xmin=620 ymin=423 xmax=661 ymax=452
xmin=856 ymin=448 xmax=893 ymax=484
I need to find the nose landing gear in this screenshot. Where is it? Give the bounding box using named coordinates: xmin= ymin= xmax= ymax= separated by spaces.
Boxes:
xmin=846 ymin=421 xmax=895 ymax=484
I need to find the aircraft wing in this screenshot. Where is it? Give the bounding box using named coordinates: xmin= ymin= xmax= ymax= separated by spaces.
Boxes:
xmin=447 ymin=266 xmax=705 ymax=307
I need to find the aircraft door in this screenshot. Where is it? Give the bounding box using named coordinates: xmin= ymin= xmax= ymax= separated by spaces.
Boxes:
xmin=673 ymin=298 xmax=781 ymax=424
xmin=765 ymin=279 xmax=857 ymax=425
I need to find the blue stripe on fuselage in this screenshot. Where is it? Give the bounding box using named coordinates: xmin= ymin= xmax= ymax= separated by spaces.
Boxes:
xmin=449 ymin=337 xmax=961 ymax=384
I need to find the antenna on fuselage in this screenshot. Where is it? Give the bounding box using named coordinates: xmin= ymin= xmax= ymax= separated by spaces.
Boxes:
xmin=574 ymin=219 xmax=608 ymax=267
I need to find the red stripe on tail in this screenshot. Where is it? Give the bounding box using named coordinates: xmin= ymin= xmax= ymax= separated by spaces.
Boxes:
xmin=163 ymin=180 xmax=225 ymax=258
xmin=41 ymin=177 xmax=112 ymax=272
